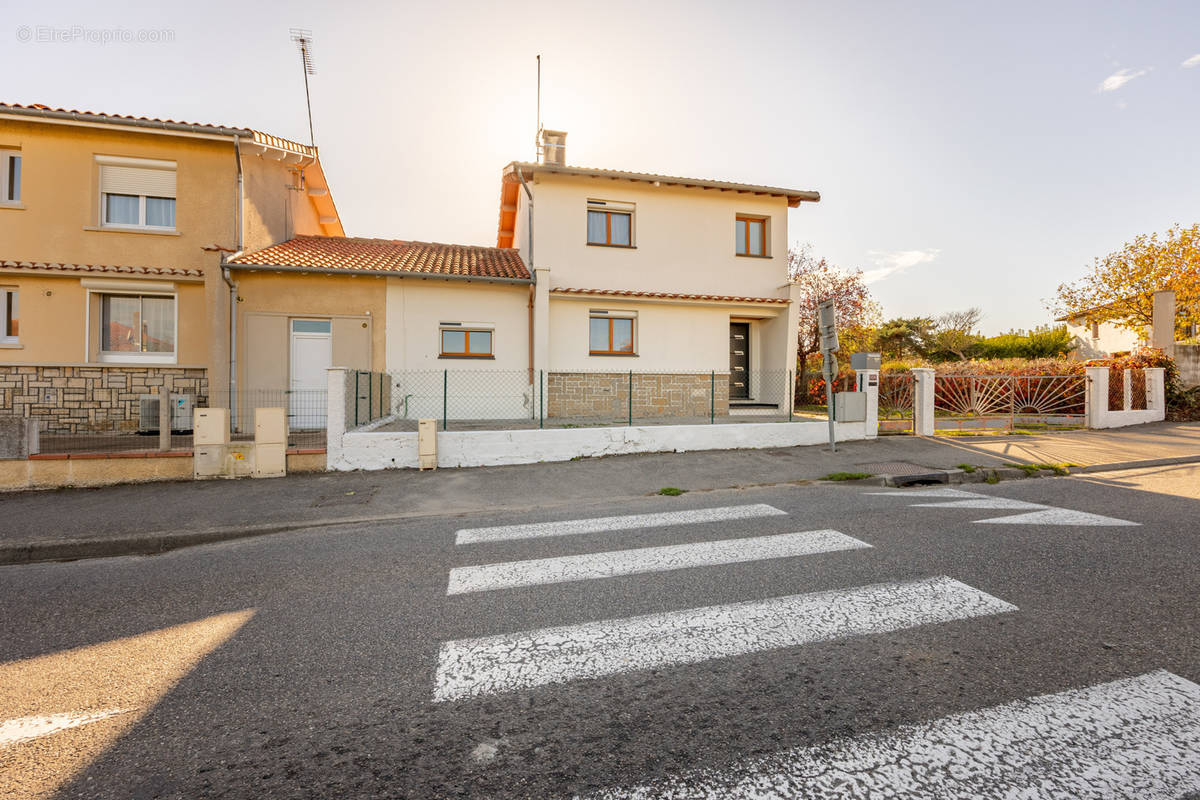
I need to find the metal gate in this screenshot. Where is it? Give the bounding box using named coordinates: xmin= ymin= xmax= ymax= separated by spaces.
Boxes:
xmin=878 ymin=373 xmax=915 ymax=434
xmin=934 ymin=374 xmax=1086 ymax=432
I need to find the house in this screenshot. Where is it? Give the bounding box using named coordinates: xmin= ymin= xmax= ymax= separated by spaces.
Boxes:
xmin=1056 ymin=306 xmax=1143 ymax=360
xmin=230 ymin=129 xmax=820 ymax=423
xmin=0 ymin=102 xmax=346 ymax=435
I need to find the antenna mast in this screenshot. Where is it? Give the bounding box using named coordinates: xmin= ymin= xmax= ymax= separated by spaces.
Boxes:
xmin=290 ymin=28 xmax=317 ymax=147
xmin=535 ymin=54 xmax=542 ymax=161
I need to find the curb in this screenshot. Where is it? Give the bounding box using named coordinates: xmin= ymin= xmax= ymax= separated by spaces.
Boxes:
xmin=5 ymin=453 xmax=1200 ymax=566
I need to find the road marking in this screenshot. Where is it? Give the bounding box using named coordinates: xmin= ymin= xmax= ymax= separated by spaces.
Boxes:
xmin=447 ymin=530 xmax=872 ymax=595
xmin=433 ymin=576 xmax=1016 ymax=702
xmin=975 ymin=508 xmax=1139 ymax=526
xmin=455 ymin=504 xmax=788 ymax=545
xmin=576 ymin=670 xmax=1200 ymax=799
xmin=0 ymin=709 xmax=131 ymax=748
xmin=865 ymin=488 xmax=987 ymax=499
xmin=913 ymin=497 xmax=1049 ymax=510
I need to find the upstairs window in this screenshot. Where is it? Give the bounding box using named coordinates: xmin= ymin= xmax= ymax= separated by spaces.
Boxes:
xmin=587 ymin=200 xmax=634 ymax=247
xmin=97 ymin=157 xmax=177 ymax=230
xmin=1 ymin=289 xmax=17 ymax=343
xmin=736 ymin=215 xmax=767 ymax=257
xmin=0 ymin=151 xmax=20 ymax=203
xmin=440 ymin=325 xmax=494 ymax=358
xmin=589 ymin=313 xmax=635 ymax=355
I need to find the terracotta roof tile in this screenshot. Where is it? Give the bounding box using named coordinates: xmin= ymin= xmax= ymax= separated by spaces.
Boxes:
xmin=551 ymin=287 xmax=790 ymax=304
xmin=0 ymin=261 xmax=203 ymax=278
xmin=230 ymin=235 xmax=530 ymax=281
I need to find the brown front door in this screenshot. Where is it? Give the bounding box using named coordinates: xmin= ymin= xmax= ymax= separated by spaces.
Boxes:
xmin=729 ymin=323 xmax=749 ymax=399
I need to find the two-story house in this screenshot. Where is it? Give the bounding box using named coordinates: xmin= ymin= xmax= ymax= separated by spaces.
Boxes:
xmin=229 ymin=129 xmax=819 ymax=423
xmin=0 ymin=102 xmax=355 ymax=435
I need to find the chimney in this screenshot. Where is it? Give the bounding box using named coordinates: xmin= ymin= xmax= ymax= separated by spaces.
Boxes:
xmin=540 ymin=129 xmax=567 ymax=166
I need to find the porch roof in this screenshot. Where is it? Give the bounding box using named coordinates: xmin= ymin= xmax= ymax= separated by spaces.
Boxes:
xmin=551 ymin=287 xmax=790 ymax=305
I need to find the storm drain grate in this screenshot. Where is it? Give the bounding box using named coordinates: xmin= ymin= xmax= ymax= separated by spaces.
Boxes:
xmin=856 ymin=461 xmax=936 ymax=476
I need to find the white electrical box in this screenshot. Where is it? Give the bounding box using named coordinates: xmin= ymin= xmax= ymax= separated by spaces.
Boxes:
xmin=834 ymin=392 xmax=868 ymax=422
xmin=193 ymin=408 xmax=229 ymax=446
xmin=418 ymin=418 xmax=437 ymax=470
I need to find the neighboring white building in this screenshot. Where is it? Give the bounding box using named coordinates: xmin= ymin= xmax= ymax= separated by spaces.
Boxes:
xmin=500 ymin=130 xmax=819 ymax=416
xmin=1057 ymin=310 xmax=1143 ymax=359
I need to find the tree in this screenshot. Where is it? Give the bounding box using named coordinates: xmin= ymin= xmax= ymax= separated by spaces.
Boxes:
xmin=1054 ymin=223 xmax=1200 ymax=336
xmin=874 ymin=317 xmax=934 ymax=360
xmin=789 ymin=244 xmax=880 ymax=392
xmin=928 ymin=307 xmax=983 ymax=361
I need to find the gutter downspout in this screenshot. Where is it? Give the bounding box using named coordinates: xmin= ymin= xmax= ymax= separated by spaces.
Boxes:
xmin=222 ymin=135 xmax=245 ymax=429
xmin=515 ymin=168 xmax=535 ymax=383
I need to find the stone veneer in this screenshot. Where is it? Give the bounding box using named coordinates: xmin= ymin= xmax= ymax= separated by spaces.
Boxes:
xmin=547 ymin=372 xmax=730 ymax=419
xmin=0 ymin=365 xmax=208 ymax=434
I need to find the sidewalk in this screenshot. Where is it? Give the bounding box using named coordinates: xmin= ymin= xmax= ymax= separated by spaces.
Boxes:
xmin=3 ymin=421 xmax=1198 ymax=565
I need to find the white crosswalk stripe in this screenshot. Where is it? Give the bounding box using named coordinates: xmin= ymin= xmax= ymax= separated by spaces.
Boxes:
xmin=976 ymin=508 xmax=1140 ymax=526
xmin=446 ymin=530 xmax=871 ymax=595
xmin=433 ymin=576 xmax=1016 ymax=702
xmin=455 ymin=504 xmax=788 ymax=545
xmin=575 ymin=670 xmax=1200 ymax=799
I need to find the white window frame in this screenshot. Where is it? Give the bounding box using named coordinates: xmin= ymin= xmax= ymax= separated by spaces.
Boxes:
xmin=0 ymin=288 xmax=17 ymax=345
xmin=84 ymin=282 xmax=178 ymax=364
xmin=95 ymin=155 xmax=177 ymax=232
xmin=0 ymin=150 xmax=20 ymax=205
xmin=586 ymin=199 xmax=635 ymax=247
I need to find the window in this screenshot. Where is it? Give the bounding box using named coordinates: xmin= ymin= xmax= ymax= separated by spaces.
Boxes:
xmin=0 ymin=151 xmax=20 ymax=204
xmin=735 ymin=215 xmax=767 ymax=257
xmin=100 ymin=294 xmax=175 ymax=357
xmin=586 ymin=200 xmax=634 ymax=246
xmin=440 ymin=326 xmax=493 ymax=358
xmin=589 ymin=314 xmax=635 ymax=355
xmin=97 ymin=157 xmax=176 ymax=230
xmin=1 ymin=289 xmax=16 ymax=343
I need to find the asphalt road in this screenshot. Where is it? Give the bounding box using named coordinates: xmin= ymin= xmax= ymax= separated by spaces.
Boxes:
xmin=1 ymin=467 xmax=1199 ymax=798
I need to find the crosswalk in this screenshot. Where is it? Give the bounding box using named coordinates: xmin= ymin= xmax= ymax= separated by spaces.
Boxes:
xmin=437 ymin=495 xmax=1200 ymax=797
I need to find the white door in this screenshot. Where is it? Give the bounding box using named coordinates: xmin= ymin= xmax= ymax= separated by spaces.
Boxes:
xmin=290 ymin=319 xmax=332 ymax=429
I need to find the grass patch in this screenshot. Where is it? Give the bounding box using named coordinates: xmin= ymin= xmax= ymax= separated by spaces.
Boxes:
xmin=985 ymin=473 xmax=1000 ymax=484
xmin=957 ymin=464 xmax=977 ymax=474
xmin=821 ymin=471 xmax=873 ymax=482
xmin=1007 ymin=462 xmax=1080 ymax=476
xmin=657 ymin=487 xmax=686 ymax=496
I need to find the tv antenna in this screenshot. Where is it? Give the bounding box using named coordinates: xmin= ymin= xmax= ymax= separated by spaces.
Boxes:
xmin=290 ymin=28 xmax=317 ymax=147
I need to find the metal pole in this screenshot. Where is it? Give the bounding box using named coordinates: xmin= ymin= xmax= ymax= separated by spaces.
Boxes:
xmin=443 ymin=369 xmax=448 ymax=431
xmin=706 ymin=370 xmax=713 ymax=423
xmin=539 ymin=370 xmax=544 ymax=429
xmin=788 ymin=369 xmax=793 ymax=422
xmin=354 ymin=371 xmax=360 ymax=426
xmin=628 ymin=370 xmax=633 ymax=427
xmin=824 ymin=353 xmax=837 ymax=452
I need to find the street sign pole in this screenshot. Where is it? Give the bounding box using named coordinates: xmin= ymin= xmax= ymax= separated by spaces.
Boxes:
xmin=818 ymin=299 xmax=840 ymax=453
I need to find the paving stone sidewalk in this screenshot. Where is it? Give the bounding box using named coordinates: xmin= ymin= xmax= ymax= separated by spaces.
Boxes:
xmin=2 ymin=421 xmax=1197 ymax=564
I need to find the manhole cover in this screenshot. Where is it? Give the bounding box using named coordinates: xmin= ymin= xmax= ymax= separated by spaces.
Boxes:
xmin=313 ymin=487 xmax=377 ymax=507
xmin=856 ymin=461 xmax=934 ymax=476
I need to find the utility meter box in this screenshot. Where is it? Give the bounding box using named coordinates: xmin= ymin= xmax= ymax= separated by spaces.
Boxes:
xmin=834 ymin=391 xmax=868 ymax=422
xmin=255 ymin=407 xmax=288 ymax=446
xmin=194 ymin=408 xmax=229 ymax=446
xmin=418 ymin=418 xmax=437 ymax=471
xmin=850 ymin=352 xmax=882 ymax=371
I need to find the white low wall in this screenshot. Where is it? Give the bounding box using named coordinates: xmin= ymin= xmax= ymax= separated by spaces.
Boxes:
xmin=332 ymin=420 xmax=867 ymax=471
xmin=1085 ymin=367 xmax=1166 ymax=430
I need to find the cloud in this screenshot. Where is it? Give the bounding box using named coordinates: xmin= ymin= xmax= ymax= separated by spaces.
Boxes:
xmin=1097 ymin=67 xmax=1151 ymax=92
xmin=1183 ymin=54 xmax=1200 ymax=68
xmin=862 ymin=249 xmax=940 ymax=284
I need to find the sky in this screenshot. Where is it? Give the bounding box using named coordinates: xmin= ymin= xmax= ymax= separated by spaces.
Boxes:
xmin=4 ymin=0 xmax=1199 ymax=334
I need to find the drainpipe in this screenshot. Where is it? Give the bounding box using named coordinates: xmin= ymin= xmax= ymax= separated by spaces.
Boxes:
xmin=223 ymin=135 xmax=245 ymax=428
xmin=515 ymin=168 xmax=535 ymax=385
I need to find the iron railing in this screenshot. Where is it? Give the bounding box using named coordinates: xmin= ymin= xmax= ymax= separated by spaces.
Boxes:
xmin=934 ymin=374 xmax=1086 ymax=432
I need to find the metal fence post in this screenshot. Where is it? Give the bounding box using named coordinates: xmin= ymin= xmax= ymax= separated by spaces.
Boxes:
xmin=443 ymin=369 xmax=448 ymax=431
xmin=628 ymin=370 xmax=633 ymax=427
xmin=787 ymin=369 xmax=793 ymax=422
xmin=354 ymin=371 xmax=360 ymax=426
xmin=539 ymin=370 xmax=544 ymax=429
xmin=710 ymin=370 xmax=715 ymax=424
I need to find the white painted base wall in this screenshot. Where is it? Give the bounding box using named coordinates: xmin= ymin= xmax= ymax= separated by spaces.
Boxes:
xmin=331 ymin=420 xmax=867 ymax=471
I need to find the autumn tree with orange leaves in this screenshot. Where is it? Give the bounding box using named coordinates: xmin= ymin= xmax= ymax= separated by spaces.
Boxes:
xmin=1055 ymin=223 xmax=1200 ymax=338
xmin=789 ymin=243 xmax=880 ymax=392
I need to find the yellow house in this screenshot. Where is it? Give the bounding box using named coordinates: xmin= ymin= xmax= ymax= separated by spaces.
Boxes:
xmin=0 ymin=102 xmax=345 ymax=436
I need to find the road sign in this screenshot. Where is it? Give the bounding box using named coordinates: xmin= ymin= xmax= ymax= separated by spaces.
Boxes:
xmin=818 ymin=300 xmax=839 ymax=353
